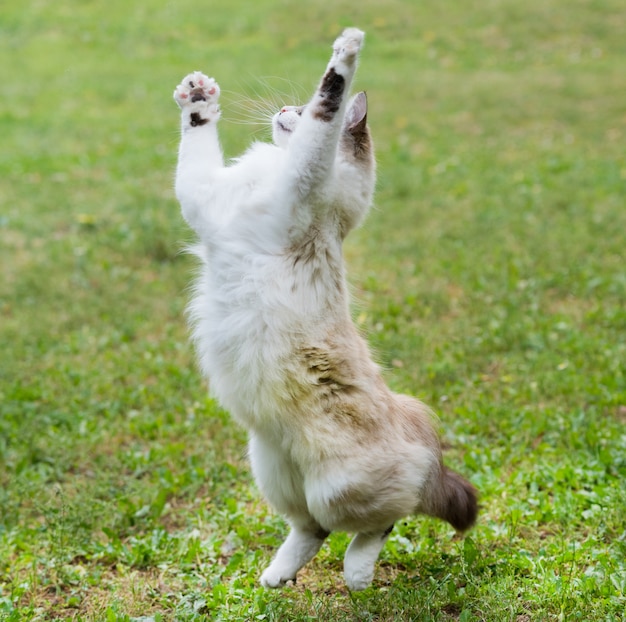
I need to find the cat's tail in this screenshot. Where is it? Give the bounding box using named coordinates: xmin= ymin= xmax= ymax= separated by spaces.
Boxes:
xmin=423 ymin=466 xmax=478 ymax=532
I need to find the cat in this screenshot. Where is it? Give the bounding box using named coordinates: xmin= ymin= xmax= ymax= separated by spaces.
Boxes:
xmin=173 ymin=28 xmax=477 ymax=591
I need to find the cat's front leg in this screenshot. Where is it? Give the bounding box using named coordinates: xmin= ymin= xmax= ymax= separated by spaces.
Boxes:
xmin=174 ymin=72 xmax=224 ymax=235
xmin=311 ymin=28 xmax=364 ymax=122
xmin=285 ymin=29 xmax=365 ymax=202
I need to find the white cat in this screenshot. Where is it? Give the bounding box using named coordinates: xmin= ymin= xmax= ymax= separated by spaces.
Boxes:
xmin=173 ymin=28 xmax=477 ymax=591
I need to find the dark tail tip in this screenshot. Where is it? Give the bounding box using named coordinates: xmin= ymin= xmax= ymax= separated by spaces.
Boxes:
xmin=436 ymin=467 xmax=478 ymax=532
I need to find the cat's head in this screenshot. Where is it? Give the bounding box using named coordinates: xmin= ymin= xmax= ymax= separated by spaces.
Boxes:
xmin=272 ymin=105 xmax=304 ymax=148
xmin=272 ymin=92 xmax=369 ymax=150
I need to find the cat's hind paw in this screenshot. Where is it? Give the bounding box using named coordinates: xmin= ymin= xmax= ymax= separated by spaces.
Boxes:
xmin=174 ymin=72 xmax=221 ymax=123
xmin=344 ymin=567 xmax=374 ymax=592
xmin=260 ymin=565 xmax=296 ymax=589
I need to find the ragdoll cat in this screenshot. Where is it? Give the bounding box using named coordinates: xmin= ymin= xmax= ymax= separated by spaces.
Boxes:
xmin=173 ymin=28 xmax=477 ymax=591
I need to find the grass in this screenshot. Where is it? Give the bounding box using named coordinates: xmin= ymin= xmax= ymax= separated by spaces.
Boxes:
xmin=1 ymin=0 xmax=625 ymax=619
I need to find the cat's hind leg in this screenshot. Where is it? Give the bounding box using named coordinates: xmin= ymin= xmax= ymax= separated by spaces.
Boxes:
xmin=249 ymin=434 xmax=330 ymax=588
xmin=343 ymin=525 xmax=394 ymax=591
xmin=260 ymin=521 xmax=330 ymax=588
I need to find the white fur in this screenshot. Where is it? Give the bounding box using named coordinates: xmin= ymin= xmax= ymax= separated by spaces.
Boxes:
xmin=344 ymin=531 xmax=392 ymax=591
xmin=175 ymin=31 xmax=375 ymax=431
xmin=173 ymin=29 xmax=449 ymax=590
xmin=259 ymin=525 xmax=326 ymax=588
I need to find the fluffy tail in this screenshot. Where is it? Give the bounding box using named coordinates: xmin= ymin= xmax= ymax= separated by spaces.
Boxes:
xmin=426 ymin=466 xmax=478 ymax=532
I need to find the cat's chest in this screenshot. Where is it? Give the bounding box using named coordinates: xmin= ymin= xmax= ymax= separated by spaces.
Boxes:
xmin=197 ymin=237 xmax=343 ymax=416
xmin=196 ymin=255 xmax=311 ymax=422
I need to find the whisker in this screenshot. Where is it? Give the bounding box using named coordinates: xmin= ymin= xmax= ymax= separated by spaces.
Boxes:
xmin=218 ymin=76 xmax=308 ymax=140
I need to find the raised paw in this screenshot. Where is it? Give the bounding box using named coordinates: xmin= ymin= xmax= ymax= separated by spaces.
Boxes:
xmin=332 ymin=28 xmax=365 ymax=66
xmin=173 ymin=72 xmax=221 ymax=122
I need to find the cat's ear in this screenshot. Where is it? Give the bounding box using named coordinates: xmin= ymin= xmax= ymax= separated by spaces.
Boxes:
xmin=346 ymin=91 xmax=368 ymax=134
xmin=341 ymin=91 xmax=372 ymax=164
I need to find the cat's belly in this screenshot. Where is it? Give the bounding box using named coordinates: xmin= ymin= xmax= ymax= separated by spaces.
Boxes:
xmin=189 ymin=233 xmax=357 ymax=441
xmin=195 ymin=315 xmax=290 ymax=420
xmin=190 ymin=275 xmax=320 ymax=428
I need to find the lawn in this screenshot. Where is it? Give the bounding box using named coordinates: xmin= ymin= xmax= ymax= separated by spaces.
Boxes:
xmin=1 ymin=0 xmax=625 ymax=620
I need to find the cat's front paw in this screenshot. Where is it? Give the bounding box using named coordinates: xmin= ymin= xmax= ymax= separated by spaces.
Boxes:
xmin=174 ymin=72 xmax=221 ymax=124
xmin=332 ymin=28 xmax=365 ymax=67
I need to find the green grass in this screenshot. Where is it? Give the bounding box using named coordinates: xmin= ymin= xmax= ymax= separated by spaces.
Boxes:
xmin=1 ymin=0 xmax=625 ymax=619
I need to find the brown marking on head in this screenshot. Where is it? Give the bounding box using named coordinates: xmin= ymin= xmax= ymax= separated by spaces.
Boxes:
xmin=312 ymin=68 xmax=345 ymax=122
